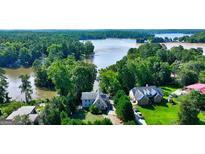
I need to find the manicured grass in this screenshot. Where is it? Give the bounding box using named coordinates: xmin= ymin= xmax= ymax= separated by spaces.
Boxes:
xmin=84 ymin=112 xmax=104 ymax=123
xmin=198 ymin=112 xmax=205 ymax=125
xmin=160 ymin=86 xmax=179 ymax=98
xmin=135 ymin=86 xmax=205 ymax=125
xmin=72 ymin=109 xmax=104 ymax=123
xmin=136 ymin=101 xmax=180 ymax=125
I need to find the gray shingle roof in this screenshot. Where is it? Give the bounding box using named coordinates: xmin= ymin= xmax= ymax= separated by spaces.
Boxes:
xmin=131 ymin=86 xmax=163 ymax=101
xmin=6 ymin=106 xmax=36 ymax=121
xmin=93 ymin=91 xmax=108 ymax=108
xmin=81 ymin=92 xmax=97 ymax=100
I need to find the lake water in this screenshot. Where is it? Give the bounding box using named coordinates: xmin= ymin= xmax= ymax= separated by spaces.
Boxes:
xmin=4 ymin=68 xmax=57 ymax=101
xmin=87 ymin=39 xmax=141 ymax=69
xmin=5 ymin=36 xmax=205 ymax=101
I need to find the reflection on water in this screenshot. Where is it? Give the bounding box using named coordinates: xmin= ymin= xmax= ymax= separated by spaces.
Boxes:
xmin=4 ymin=68 xmax=57 ymax=101
xmin=88 ymin=39 xmax=141 ymax=70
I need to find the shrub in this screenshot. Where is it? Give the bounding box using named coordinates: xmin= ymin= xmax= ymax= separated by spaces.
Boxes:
xmin=124 ymin=120 xmax=136 ymax=125
xmin=89 ymin=104 xmax=101 ymax=114
xmin=92 ymin=118 xmax=112 ymax=125
xmin=1 ymin=102 xmax=25 ymax=116
xmin=61 ymin=118 xmax=86 ymax=125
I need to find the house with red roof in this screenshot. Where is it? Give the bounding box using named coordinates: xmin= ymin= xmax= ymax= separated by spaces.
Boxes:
xmin=185 ymin=83 xmax=205 ymax=94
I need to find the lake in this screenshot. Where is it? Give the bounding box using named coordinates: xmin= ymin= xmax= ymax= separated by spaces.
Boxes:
xmin=5 ymin=36 xmax=205 ymax=101
xmin=4 ymin=68 xmax=57 ymax=101
xmin=87 ymin=39 xmax=141 ymax=70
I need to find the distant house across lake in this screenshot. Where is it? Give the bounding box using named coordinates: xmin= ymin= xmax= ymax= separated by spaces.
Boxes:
xmin=129 ymin=85 xmax=163 ymax=105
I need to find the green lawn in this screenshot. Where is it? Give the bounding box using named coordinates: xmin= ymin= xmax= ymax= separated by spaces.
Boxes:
xmin=198 ymin=112 xmax=205 ymax=125
xmin=72 ymin=109 xmax=104 ymax=123
xmin=135 ymin=86 xmax=205 ymax=125
xmin=84 ymin=112 xmax=104 ymax=122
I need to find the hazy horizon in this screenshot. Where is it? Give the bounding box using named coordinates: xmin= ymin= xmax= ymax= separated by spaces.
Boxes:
xmin=0 ymin=0 xmax=204 ymax=29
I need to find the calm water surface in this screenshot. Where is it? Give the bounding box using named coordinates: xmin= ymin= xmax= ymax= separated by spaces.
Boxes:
xmin=5 ymin=36 xmax=205 ymax=100
xmin=88 ymin=39 xmax=141 ymax=69
xmin=4 ymin=68 xmax=57 ymax=101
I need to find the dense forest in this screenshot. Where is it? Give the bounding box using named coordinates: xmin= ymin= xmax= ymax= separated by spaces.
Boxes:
xmin=99 ymin=43 xmax=205 ymax=95
xmin=179 ymin=32 xmax=205 ymax=43
xmin=0 ymin=31 xmax=96 ymax=67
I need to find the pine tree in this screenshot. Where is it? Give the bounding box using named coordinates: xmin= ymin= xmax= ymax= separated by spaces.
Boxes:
xmin=0 ymin=68 xmax=10 ymax=104
xmin=19 ymin=74 xmax=33 ymax=103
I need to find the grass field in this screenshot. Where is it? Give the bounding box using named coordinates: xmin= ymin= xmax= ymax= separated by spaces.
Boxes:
xmin=135 ymin=86 xmax=205 ymax=125
xmin=72 ymin=109 xmax=104 ymax=123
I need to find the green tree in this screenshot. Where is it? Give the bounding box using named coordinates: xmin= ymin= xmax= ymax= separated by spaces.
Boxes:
xmin=113 ymin=90 xmax=126 ymax=107
xmin=84 ymin=41 xmax=94 ymax=57
xmin=72 ymin=62 xmax=97 ymax=102
xmin=135 ymin=60 xmax=153 ymax=86
xmin=189 ymin=90 xmax=205 ymax=111
xmin=199 ymin=71 xmax=205 ymax=83
xmin=41 ymin=104 xmax=61 ymax=125
xmin=47 ymin=44 xmax=64 ymax=61
xmin=19 ymin=47 xmax=32 ymax=67
xmin=19 ymin=74 xmax=33 ymax=103
xmin=99 ymin=70 xmax=121 ymax=96
xmin=178 ymin=95 xmax=199 ymax=125
xmin=156 ymin=49 xmax=169 ymax=62
xmin=116 ymin=95 xmax=135 ymax=122
xmin=118 ymin=66 xmax=135 ymax=93
xmin=0 ymin=68 xmax=10 ymax=104
xmin=48 ymin=59 xmax=73 ymax=96
xmin=158 ymin=62 xmax=172 ymax=85
xmin=179 ymin=69 xmax=198 ymax=86
xmin=40 ymin=96 xmax=75 ymax=125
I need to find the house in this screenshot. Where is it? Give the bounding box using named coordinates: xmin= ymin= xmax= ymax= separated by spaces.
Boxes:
xmin=6 ymin=106 xmax=38 ymax=124
xmin=81 ymin=90 xmax=109 ymax=111
xmin=185 ymin=83 xmax=205 ymax=94
xmin=129 ymin=86 xmax=163 ymax=105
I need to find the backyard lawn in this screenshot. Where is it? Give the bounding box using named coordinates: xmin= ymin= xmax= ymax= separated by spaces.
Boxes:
xmin=72 ymin=109 xmax=104 ymax=123
xmin=135 ymin=86 xmax=205 ymax=125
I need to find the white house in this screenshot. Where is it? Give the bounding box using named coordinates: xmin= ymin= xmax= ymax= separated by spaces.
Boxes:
xmin=81 ymin=90 xmax=109 ymax=111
